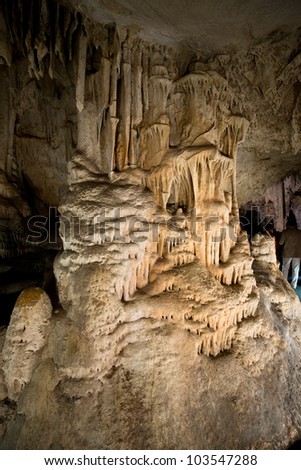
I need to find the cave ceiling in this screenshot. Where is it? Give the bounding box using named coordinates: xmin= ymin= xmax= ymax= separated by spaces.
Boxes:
xmin=74 ymin=0 xmax=301 ymax=55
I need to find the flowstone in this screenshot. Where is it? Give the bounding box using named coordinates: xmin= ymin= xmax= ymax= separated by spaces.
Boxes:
xmin=0 ymin=0 xmax=301 ymax=450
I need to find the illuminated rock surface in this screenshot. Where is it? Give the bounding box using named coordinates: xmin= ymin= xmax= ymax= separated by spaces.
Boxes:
xmin=0 ymin=0 xmax=301 ymax=450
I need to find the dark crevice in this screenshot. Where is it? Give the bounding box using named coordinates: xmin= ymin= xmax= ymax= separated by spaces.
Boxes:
xmin=0 ymin=250 xmax=59 ymax=326
xmin=288 ymin=439 xmax=301 ymax=449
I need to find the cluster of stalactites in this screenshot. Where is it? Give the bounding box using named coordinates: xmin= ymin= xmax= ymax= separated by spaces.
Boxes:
xmin=80 ymin=31 xmax=176 ymax=174
xmin=196 ymin=293 xmax=259 ymax=356
xmin=145 ymin=147 xmax=240 ymax=269
xmin=1 ymin=1 xmax=250 ymax=178
xmin=168 ymin=67 xmax=249 ymax=159
xmin=1 ymin=0 xmax=84 ymax=80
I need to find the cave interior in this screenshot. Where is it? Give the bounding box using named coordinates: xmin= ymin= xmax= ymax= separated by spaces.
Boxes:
xmin=0 ymin=0 xmax=301 ymax=451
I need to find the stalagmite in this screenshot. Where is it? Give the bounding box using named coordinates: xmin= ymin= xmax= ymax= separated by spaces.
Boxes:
xmin=2 ymin=288 xmax=52 ymax=400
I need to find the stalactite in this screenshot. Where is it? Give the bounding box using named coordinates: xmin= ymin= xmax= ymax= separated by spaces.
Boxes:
xmin=104 ymin=27 xmax=120 ymax=172
xmin=2 ymin=0 xmax=82 ymax=83
xmin=137 ymin=45 xmax=172 ymax=169
xmin=76 ymin=27 xmax=87 ymax=113
xmin=0 ymin=67 xmax=10 ymax=174
xmin=141 ymin=46 xmax=150 ymax=115
xmin=145 ymin=146 xmax=240 ymax=271
xmin=132 ymin=46 xmax=143 ymax=126
xmin=116 ymin=34 xmax=132 ymax=170
xmin=112 ymin=242 xmax=156 ymax=301
xmin=0 ymin=6 xmax=12 ymax=65
xmin=195 ymin=290 xmax=259 ymax=357
xmin=91 ymin=58 xmax=111 ymax=138
xmin=66 ymin=12 xmax=79 ymax=61
xmin=129 ymin=41 xmax=143 ymax=168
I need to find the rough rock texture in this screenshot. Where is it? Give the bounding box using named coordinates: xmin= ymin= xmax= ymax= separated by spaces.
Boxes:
xmin=2 ymin=288 xmax=52 ymax=401
xmin=1 ymin=256 xmax=301 ymax=450
xmin=250 ymin=233 xmax=278 ymax=265
xmin=0 ymin=0 xmax=301 ymax=450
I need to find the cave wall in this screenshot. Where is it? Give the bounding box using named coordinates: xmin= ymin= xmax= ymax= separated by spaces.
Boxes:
xmin=0 ymin=0 xmax=79 ymax=207
xmin=0 ymin=0 xmax=301 ymax=450
xmin=241 ymin=172 xmax=301 ymax=233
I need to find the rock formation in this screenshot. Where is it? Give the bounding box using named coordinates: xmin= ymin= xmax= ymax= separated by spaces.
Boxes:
xmin=0 ymin=0 xmax=301 ymax=450
xmin=2 ymin=288 xmax=52 ymax=401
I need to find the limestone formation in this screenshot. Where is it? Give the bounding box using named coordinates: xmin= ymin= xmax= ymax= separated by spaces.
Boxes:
xmin=0 ymin=0 xmax=301 ymax=451
xmin=2 ymin=288 xmax=52 ymax=401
